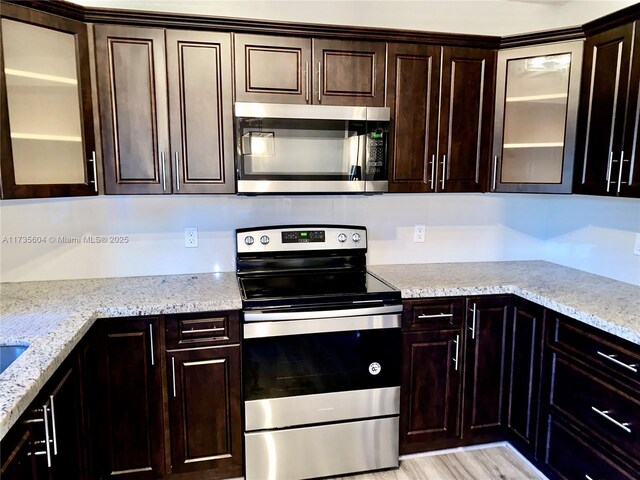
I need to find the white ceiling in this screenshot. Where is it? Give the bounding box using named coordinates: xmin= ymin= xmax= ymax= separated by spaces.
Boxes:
xmin=69 ymin=0 xmax=637 ymax=36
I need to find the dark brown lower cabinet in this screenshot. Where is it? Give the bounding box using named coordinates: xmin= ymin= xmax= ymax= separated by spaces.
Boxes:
xmin=92 ymin=316 xmax=165 ymax=479
xmin=1 ymin=350 xmax=85 ymax=480
xmin=504 ymin=298 xmax=544 ymax=456
xmin=462 ymin=296 xmax=510 ymax=442
xmin=166 ymin=345 xmax=242 ymax=478
xmin=400 ymin=329 xmax=462 ymax=453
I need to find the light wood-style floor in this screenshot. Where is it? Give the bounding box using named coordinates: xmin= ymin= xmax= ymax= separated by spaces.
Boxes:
xmin=336 ymin=445 xmax=544 ymax=480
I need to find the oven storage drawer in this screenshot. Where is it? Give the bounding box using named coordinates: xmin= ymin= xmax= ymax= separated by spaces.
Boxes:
xmin=544 ymin=416 xmax=637 ymax=480
xmin=245 ymin=416 xmax=399 ymax=480
xmin=165 ymin=311 xmax=239 ymax=348
xmin=549 ymin=353 xmax=640 ymax=468
xmin=245 ymin=386 xmax=400 ymax=431
xmin=547 ymin=313 xmax=639 ymax=390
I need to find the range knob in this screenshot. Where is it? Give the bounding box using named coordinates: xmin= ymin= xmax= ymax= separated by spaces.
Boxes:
xmin=244 ymin=235 xmax=254 ymax=246
xmin=352 ymin=232 xmax=361 ymax=243
xmin=337 ymin=233 xmax=347 ymax=243
xmin=260 ymin=235 xmax=270 ymax=245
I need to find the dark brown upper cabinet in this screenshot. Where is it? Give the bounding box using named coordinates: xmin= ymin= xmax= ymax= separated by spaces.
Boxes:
xmin=492 ymin=42 xmax=583 ymax=194
xmin=387 ymin=45 xmax=495 ymax=193
xmin=95 ymin=25 xmax=169 ymax=195
xmin=0 ymin=2 xmax=97 ymax=199
xmin=234 ymin=35 xmax=385 ymax=106
xmin=620 ymin=21 xmax=640 ymax=198
xmin=314 ymin=39 xmax=386 ymax=106
xmin=234 ymin=34 xmax=311 ymax=104
xmin=387 ymin=44 xmax=441 ymax=192
xmin=95 ymin=26 xmax=234 ymax=194
xmin=574 ymin=21 xmax=637 ymax=197
xmin=166 ymin=30 xmax=235 ymax=194
xmin=439 ymin=47 xmax=495 ymax=193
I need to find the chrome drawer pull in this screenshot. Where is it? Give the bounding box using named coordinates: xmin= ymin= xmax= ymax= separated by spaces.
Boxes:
xmin=585 ymin=475 xmax=594 ymax=480
xmin=417 ymin=313 xmax=453 ymax=319
xmin=591 ymin=406 xmax=632 ymax=433
xmin=596 ymin=351 xmax=638 ymax=373
xmin=181 ymin=327 xmax=225 ymax=334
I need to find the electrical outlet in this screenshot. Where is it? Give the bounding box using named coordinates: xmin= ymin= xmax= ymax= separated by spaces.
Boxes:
xmin=414 ymin=224 xmax=426 ymax=243
xmin=634 ymin=233 xmax=640 ymax=256
xmin=184 ymin=227 xmax=198 ymax=248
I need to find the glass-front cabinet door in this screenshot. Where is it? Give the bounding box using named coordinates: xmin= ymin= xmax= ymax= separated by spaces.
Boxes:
xmin=492 ymin=42 xmax=583 ymax=193
xmin=0 ymin=4 xmax=96 ymax=199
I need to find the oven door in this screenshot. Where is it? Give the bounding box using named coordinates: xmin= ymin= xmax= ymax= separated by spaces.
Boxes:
xmin=242 ymin=306 xmax=401 ymax=430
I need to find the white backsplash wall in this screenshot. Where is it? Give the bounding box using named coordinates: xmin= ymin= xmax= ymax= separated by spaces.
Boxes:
xmin=0 ymin=193 xmax=638 ymax=285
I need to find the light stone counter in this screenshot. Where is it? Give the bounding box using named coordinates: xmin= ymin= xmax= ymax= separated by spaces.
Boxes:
xmin=369 ymin=260 xmax=640 ymax=345
xmin=0 ymin=272 xmax=241 ymax=439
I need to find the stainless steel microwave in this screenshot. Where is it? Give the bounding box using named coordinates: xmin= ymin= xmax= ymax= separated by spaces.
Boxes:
xmin=234 ymin=103 xmax=390 ymax=194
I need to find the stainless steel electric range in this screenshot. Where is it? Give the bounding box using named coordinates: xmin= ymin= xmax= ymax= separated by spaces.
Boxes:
xmin=236 ymin=225 xmax=402 ymax=480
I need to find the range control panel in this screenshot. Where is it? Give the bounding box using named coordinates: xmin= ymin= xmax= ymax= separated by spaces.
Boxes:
xmin=236 ymin=226 xmax=367 ymax=254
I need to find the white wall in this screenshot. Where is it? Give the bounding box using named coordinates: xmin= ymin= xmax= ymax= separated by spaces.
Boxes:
xmin=1 ymin=193 xmax=638 ymax=285
xmin=71 ymin=0 xmax=638 ymax=36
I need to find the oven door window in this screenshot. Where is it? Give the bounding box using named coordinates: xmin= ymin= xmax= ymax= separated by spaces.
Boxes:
xmin=243 ymin=328 xmax=400 ymax=401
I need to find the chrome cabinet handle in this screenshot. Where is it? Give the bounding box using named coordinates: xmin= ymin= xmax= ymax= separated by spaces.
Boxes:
xmin=492 ymin=155 xmax=498 ymax=191
xmin=171 ymin=356 xmax=177 ymax=398
xmin=160 ymin=151 xmax=167 ymax=191
xmin=469 ymin=303 xmax=477 ymax=340
xmin=305 ymin=61 xmax=309 ymax=102
xmin=174 ymin=152 xmax=180 ymax=191
xmin=591 ymin=406 xmax=631 ymax=433
xmin=182 ymin=327 xmax=224 ymax=334
xmin=430 ymin=154 xmax=436 ymax=190
xmin=617 ymin=150 xmax=625 ymax=194
xmin=585 ymin=475 xmax=594 ymax=480
xmin=90 ymin=151 xmax=98 ymax=192
xmin=43 ymin=402 xmax=52 ymax=468
xmin=441 ymin=154 xmax=447 ymax=190
xmin=418 ymin=313 xmax=453 ymax=319
xmin=317 ymin=61 xmax=322 ymax=102
xmin=149 ymin=324 xmax=155 ymax=366
xmin=49 ymin=395 xmax=58 ymax=456
xmin=453 ymin=334 xmax=460 ymax=371
xmin=606 ymin=151 xmax=613 ymax=192
xmin=596 ymin=351 xmax=638 ymax=373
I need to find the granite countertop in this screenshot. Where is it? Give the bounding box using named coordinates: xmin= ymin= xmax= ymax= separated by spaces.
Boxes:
xmin=1 ymin=260 xmax=639 ymax=440
xmin=0 ymin=272 xmax=241 ymax=439
xmin=369 ymin=260 xmax=640 ymax=345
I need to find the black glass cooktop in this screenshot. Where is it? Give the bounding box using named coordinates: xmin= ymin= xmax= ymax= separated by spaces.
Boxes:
xmin=238 ymin=270 xmax=400 ymax=309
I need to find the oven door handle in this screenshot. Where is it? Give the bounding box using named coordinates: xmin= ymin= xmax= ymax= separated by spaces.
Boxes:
xmin=243 ymin=304 xmax=402 ymax=322
xmin=244 ymin=313 xmax=401 ymax=339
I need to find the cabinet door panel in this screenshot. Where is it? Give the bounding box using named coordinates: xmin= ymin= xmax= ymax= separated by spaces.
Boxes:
xmin=464 ymin=296 xmax=509 ymax=440
xmin=387 ymin=44 xmax=440 ymax=192
xmin=167 ymin=30 xmax=234 ymax=193
xmin=95 ymin=25 xmax=169 ymax=194
xmin=314 ymin=39 xmax=385 ymax=106
xmin=0 ymin=3 xmax=96 ymax=199
xmin=574 ymin=22 xmax=634 ymax=196
xmin=234 ymin=34 xmax=311 ymax=104
xmin=620 ymin=21 xmax=640 ymax=198
xmin=439 ymin=47 xmax=495 ymax=192
xmin=400 ymin=330 xmax=462 ymax=454
xmin=93 ymin=317 xmax=164 ymax=479
xmin=505 ymin=299 xmax=543 ymax=455
xmin=167 ymin=346 xmax=242 ymax=476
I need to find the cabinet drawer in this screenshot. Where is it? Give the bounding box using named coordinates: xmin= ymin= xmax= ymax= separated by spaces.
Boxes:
xmin=545 ymin=416 xmax=636 ymax=480
xmin=550 ymin=354 xmax=640 ymax=467
xmin=166 ymin=311 xmax=239 ymax=348
xmin=403 ymin=298 xmax=463 ymax=331
xmin=548 ymin=313 xmax=639 ymax=390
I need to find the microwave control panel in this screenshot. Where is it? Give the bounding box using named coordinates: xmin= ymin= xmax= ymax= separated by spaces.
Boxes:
xmin=366 ymin=129 xmax=388 ymax=180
